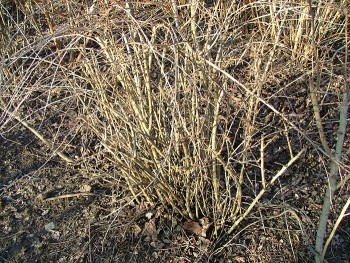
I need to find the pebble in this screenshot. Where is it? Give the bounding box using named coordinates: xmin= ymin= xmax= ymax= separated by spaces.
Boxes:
xmin=152 ymin=252 xmax=158 ymax=259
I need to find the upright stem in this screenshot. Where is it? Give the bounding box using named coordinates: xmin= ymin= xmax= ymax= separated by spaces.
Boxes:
xmin=314 ymin=12 xmax=349 ymax=262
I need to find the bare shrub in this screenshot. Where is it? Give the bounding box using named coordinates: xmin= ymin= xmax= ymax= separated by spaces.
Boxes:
xmin=0 ymin=1 xmax=348 ymax=261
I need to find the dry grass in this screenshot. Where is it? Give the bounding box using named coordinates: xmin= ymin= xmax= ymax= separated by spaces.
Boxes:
xmin=0 ymin=0 xmax=349 ymax=261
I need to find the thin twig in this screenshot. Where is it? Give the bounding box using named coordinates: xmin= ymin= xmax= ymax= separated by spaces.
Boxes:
xmin=43 ymin=192 xmax=98 ymax=201
xmin=322 ymin=197 xmax=350 ymax=260
xmin=309 ymin=78 xmax=331 ymax=155
xmin=260 ymin=136 xmax=266 ymax=189
xmin=227 ymin=148 xmax=305 ymax=234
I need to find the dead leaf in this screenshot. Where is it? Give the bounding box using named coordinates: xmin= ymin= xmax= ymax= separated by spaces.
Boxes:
xmin=183 ymin=218 xmax=211 ymax=237
xmin=183 ymin=220 xmax=202 ymax=236
xmin=233 ymin=256 xmax=245 ymax=263
xmin=131 ymin=224 xmax=142 ymax=236
xmin=143 ymin=220 xmax=157 ymax=241
xmin=80 ymin=184 xmax=91 ymax=193
xmin=199 ymin=217 xmax=211 ymax=237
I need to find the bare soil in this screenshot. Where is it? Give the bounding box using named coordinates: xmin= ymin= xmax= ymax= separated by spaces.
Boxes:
xmin=0 ymin=121 xmax=349 ymax=262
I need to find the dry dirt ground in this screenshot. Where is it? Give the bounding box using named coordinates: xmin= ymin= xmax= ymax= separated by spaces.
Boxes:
xmin=0 ymin=122 xmax=349 ymax=262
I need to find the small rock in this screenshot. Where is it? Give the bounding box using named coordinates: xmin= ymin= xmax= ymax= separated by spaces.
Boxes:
xmin=162 ymin=238 xmax=171 ymax=244
xmin=173 ymin=224 xmax=182 ymax=234
xmin=41 ymin=210 xmax=49 ymax=216
xmin=152 ymin=252 xmax=158 ymax=259
xmin=145 ymin=211 xmax=154 ymax=220
xmin=150 ymin=241 xmax=165 ymax=249
xmin=150 ymin=241 xmax=157 ymax=248
xmin=44 ymin=222 xmax=55 ymax=232
xmin=50 ymin=230 xmax=60 ymax=240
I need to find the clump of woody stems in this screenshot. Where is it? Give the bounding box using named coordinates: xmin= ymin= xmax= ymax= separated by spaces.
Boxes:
xmin=0 ymin=1 xmax=348 ymax=258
